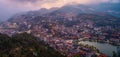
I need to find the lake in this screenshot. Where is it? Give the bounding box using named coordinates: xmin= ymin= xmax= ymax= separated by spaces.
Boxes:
xmin=79 ymin=41 xmax=119 ymax=57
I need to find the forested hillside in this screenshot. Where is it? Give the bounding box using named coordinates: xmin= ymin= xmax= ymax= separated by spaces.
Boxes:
xmin=0 ymin=33 xmax=65 ymax=57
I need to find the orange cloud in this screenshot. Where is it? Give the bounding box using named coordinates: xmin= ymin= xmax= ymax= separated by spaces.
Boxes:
xmin=6 ymin=0 xmax=114 ymax=9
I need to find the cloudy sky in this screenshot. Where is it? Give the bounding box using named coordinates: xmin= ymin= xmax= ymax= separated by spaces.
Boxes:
xmin=0 ymin=0 xmax=120 ymax=21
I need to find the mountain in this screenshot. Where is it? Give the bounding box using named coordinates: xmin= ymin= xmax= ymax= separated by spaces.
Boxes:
xmin=13 ymin=7 xmax=58 ymax=18
xmin=1 ymin=4 xmax=120 ymax=34
xmin=26 ymin=7 xmax=58 ymax=16
xmin=1 ymin=4 xmax=119 ymax=37
xmin=91 ymin=3 xmax=120 ymax=12
xmin=7 ymin=3 xmax=120 ymax=19
xmin=90 ymin=3 xmax=120 ymax=18
xmin=0 ymin=4 xmax=120 ymax=57
xmin=50 ymin=4 xmax=95 ymax=15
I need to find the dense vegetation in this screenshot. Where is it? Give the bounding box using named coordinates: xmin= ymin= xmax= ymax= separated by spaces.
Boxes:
xmin=0 ymin=33 xmax=65 ymax=57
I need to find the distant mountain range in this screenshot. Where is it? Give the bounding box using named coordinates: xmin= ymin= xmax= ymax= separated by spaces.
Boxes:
xmin=90 ymin=3 xmax=120 ymax=18
xmin=11 ymin=3 xmax=120 ymax=18
xmin=0 ymin=3 xmax=120 ymax=39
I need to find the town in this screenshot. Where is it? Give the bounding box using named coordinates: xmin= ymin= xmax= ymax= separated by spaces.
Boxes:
xmin=0 ymin=13 xmax=120 ymax=57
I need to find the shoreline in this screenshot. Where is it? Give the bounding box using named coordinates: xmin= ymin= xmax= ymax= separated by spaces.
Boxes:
xmin=80 ymin=39 xmax=120 ymax=46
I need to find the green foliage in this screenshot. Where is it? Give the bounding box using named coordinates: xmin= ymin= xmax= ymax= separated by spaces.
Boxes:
xmin=0 ymin=33 xmax=65 ymax=57
xmin=74 ymin=55 xmax=81 ymax=57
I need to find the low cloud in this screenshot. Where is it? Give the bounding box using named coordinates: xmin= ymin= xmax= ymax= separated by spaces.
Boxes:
xmin=0 ymin=0 xmax=119 ymax=21
xmin=4 ymin=0 xmax=120 ymax=9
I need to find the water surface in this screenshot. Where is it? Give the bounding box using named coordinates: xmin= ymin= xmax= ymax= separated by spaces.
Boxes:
xmin=79 ymin=41 xmax=119 ymax=57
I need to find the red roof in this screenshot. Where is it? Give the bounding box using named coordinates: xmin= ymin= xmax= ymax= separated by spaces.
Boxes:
xmin=98 ymin=54 xmax=108 ymax=57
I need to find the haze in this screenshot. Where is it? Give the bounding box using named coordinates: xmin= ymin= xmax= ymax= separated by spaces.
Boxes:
xmin=0 ymin=0 xmax=120 ymax=21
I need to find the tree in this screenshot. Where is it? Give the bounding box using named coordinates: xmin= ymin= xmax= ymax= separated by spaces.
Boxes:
xmin=0 ymin=33 xmax=66 ymax=57
xmin=112 ymin=51 xmax=117 ymax=57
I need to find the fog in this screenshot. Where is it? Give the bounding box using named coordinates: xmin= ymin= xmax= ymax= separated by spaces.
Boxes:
xmin=0 ymin=0 xmax=119 ymax=21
